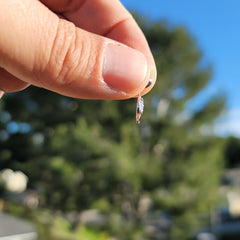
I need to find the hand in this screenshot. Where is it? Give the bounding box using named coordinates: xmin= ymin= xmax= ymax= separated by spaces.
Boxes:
xmin=0 ymin=0 xmax=156 ymax=100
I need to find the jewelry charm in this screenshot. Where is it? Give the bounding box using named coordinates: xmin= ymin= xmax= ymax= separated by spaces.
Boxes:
xmin=136 ymin=93 xmax=144 ymax=124
xmin=136 ymin=78 xmax=152 ymax=124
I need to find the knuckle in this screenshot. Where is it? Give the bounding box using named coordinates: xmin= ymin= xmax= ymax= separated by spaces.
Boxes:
xmin=44 ymin=20 xmax=83 ymax=86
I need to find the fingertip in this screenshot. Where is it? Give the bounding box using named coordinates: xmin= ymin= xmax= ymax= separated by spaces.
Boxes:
xmin=102 ymin=44 xmax=148 ymax=96
xmin=0 ymin=90 xmax=4 ymax=99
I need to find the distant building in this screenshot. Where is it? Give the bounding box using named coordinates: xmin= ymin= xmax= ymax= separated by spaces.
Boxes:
xmin=213 ymin=207 xmax=240 ymax=240
xmin=213 ymin=169 xmax=240 ymax=240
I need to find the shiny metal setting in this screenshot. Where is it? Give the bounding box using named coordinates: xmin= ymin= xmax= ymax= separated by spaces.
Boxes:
xmin=145 ymin=77 xmax=153 ymax=88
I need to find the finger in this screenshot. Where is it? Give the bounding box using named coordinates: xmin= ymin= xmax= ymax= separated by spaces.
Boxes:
xmin=0 ymin=90 xmax=4 ymax=99
xmin=105 ymin=18 xmax=156 ymax=96
xmin=40 ymin=0 xmax=157 ymax=95
xmin=0 ymin=68 xmax=29 ymax=92
xmin=0 ymin=0 xmax=150 ymax=100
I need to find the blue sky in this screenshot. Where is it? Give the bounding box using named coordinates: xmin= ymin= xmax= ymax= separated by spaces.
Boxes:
xmin=121 ymin=0 xmax=240 ymax=137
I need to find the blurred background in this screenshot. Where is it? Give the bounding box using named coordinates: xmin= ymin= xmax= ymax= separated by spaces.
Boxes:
xmin=1 ymin=1 xmax=240 ymax=240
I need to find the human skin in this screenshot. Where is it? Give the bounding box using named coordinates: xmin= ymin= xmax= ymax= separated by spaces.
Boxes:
xmin=0 ymin=0 xmax=156 ymax=100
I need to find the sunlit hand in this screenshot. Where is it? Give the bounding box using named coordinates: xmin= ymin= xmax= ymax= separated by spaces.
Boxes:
xmin=0 ymin=0 xmax=156 ymax=100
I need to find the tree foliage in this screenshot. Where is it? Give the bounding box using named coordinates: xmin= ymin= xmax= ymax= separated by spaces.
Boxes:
xmin=0 ymin=17 xmax=226 ymax=240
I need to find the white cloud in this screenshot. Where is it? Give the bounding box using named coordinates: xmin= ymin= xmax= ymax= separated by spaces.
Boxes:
xmin=214 ymin=108 xmax=240 ymax=137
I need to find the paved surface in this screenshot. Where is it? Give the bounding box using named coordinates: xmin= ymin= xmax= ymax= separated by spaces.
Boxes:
xmin=0 ymin=212 xmax=37 ymax=239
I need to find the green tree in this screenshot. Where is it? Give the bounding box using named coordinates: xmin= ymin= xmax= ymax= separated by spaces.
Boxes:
xmin=0 ymin=17 xmax=226 ymax=240
xmin=140 ymin=19 xmax=225 ymax=239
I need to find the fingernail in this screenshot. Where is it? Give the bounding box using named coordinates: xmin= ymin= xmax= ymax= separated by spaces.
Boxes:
xmin=103 ymin=44 xmax=148 ymax=93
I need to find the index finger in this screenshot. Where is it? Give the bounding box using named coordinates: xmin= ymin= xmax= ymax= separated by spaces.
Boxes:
xmin=40 ymin=0 xmax=156 ymax=95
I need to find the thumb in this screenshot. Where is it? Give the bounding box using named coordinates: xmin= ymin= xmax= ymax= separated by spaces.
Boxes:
xmin=0 ymin=1 xmax=149 ymax=100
